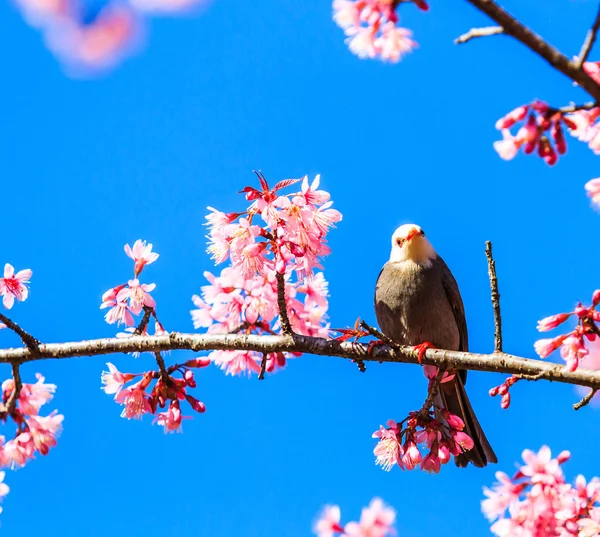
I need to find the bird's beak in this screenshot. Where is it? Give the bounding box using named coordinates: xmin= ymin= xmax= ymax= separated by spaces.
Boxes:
xmin=405 ymin=228 xmax=421 ymax=242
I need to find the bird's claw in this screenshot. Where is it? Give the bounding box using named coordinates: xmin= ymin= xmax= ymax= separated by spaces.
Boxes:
xmin=413 ymin=341 xmax=436 ymax=364
xmin=367 ymin=339 xmax=387 ymax=356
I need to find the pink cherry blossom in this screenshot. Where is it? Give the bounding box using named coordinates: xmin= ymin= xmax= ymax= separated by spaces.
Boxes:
xmin=101 ymin=298 xmax=135 ymax=326
xmin=372 ymin=421 xmax=402 ymax=471
xmin=153 ymin=401 xmax=187 ymax=433
xmin=101 ymin=363 xmax=129 ymax=396
xmin=314 ymin=505 xmax=344 ymax=537
xmin=534 ymin=335 xmax=567 ymax=358
xmin=333 ymin=0 xmax=417 ymax=63
xmin=27 ymin=412 xmax=64 ymax=455
xmin=210 ymin=350 xmax=262 ymax=377
xmin=536 ymin=313 xmax=571 ymax=332
xmin=0 ymin=264 xmax=32 ymax=310
xmin=45 ymin=4 xmax=140 ymax=75
xmin=115 ymin=382 xmax=152 ymax=419
xmin=585 ymin=178 xmax=600 ymax=207
xmin=15 ymin=373 xmax=56 ymax=416
xmin=124 ymin=239 xmax=159 ymax=277
xmin=116 ymin=279 xmax=156 ymax=314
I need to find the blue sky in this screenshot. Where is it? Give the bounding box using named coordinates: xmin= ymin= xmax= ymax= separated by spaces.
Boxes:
xmin=1 ymin=1 xmax=600 ymax=535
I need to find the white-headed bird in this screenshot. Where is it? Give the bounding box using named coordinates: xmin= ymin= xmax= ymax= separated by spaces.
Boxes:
xmin=374 ymin=224 xmax=497 ymax=468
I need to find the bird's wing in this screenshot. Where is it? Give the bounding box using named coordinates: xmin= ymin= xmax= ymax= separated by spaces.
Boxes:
xmin=438 ymin=255 xmax=469 ymax=353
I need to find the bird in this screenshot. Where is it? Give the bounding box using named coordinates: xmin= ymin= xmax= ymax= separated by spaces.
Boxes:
xmin=374 ymin=223 xmax=497 ymax=468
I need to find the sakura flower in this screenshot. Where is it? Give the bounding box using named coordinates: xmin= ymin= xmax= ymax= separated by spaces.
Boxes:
xmin=314 ymin=505 xmax=344 ymax=537
xmin=14 ymin=373 xmax=57 ymax=416
xmin=153 ymin=401 xmax=186 ymax=433
xmin=0 ymin=263 xmax=32 ymax=309
xmin=372 ymin=422 xmax=402 ymax=471
xmin=210 ymin=350 xmax=261 ymax=376
xmin=536 ymin=313 xmax=571 ymax=332
xmin=355 ymin=497 xmax=396 ymax=534
xmin=560 ymin=334 xmax=588 ymax=371
xmin=115 ymin=382 xmax=152 ymax=419
xmin=376 ymin=23 xmax=416 ymax=63
xmin=4 ymin=432 xmax=36 ymax=468
xmin=117 ymin=279 xmax=156 ymax=314
xmin=585 ymin=178 xmax=600 ymax=207
xmin=124 ymin=239 xmax=159 ymax=277
xmin=101 ymin=362 xmax=129 ymax=396
xmin=27 ymin=412 xmax=64 ymax=455
xmin=534 ymin=335 xmax=567 ymax=358
xmin=101 ymin=299 xmax=135 ymax=326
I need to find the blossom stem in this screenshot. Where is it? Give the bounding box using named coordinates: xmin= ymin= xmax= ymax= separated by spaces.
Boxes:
xmin=0 ymin=312 xmax=40 ymax=354
xmin=576 ymin=3 xmax=600 ymax=68
xmin=485 ymin=241 xmax=503 ymax=353
xmin=454 ymin=25 xmax=504 ymax=44
xmin=2 ymin=363 xmax=22 ymax=417
xmin=275 ymin=272 xmax=294 ymax=336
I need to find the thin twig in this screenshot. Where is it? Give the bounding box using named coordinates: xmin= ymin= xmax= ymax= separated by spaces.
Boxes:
xmin=554 ymin=102 xmax=598 ymax=114
xmin=464 ymin=0 xmax=600 ymax=100
xmin=0 ymin=312 xmax=40 ymax=354
xmin=513 ymin=371 xmax=545 ymax=382
xmin=485 ymin=241 xmax=503 ymax=353
xmin=154 ymin=352 xmax=168 ymax=381
xmin=275 ymin=272 xmax=293 ymax=336
xmin=576 ymin=3 xmax=600 ymax=68
xmin=354 ymin=359 xmax=366 ymax=372
xmin=258 ymin=353 xmax=267 ymax=380
xmin=419 ymin=369 xmax=445 ymax=418
xmin=574 ymin=388 xmax=598 ymax=410
xmin=3 ymin=363 xmax=22 ymax=416
xmin=359 ymin=321 xmax=398 ymax=349
xmin=133 ymin=306 xmax=154 ymax=336
xmin=454 ymin=25 xmax=504 ymax=44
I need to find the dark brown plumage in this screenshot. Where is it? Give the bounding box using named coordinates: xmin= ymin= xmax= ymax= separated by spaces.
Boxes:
xmin=374 ymin=224 xmax=497 ymax=468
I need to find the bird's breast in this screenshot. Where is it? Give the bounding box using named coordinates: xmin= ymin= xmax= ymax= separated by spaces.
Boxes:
xmin=374 ymin=260 xmax=459 ymax=349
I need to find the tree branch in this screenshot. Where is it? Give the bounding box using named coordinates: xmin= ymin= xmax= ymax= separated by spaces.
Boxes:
xmin=2 ymin=332 xmax=600 ymax=391
xmin=454 ymin=25 xmax=504 ymax=45
xmin=275 ymin=272 xmax=293 ymax=336
xmin=576 ymin=3 xmax=600 ymax=68
xmin=485 ymin=241 xmax=503 ymax=353
xmin=463 ymin=0 xmax=600 ymax=101
xmin=0 ymin=312 xmax=40 ymax=354
xmin=2 ymin=363 xmax=22 ymax=416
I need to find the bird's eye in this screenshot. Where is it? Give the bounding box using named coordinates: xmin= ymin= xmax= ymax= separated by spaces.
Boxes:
xmin=396 ymin=238 xmax=404 ymax=246
xmin=420 ymin=230 xmax=425 ymax=237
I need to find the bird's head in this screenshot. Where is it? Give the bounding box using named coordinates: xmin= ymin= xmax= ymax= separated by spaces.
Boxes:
xmin=389 ymin=224 xmax=436 ymax=266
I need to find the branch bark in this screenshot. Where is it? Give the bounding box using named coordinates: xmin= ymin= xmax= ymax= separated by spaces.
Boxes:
xmin=455 ymin=25 xmax=504 ymax=44
xmin=2 ymin=332 xmax=600 ymax=390
xmin=463 ymin=0 xmax=600 ymax=101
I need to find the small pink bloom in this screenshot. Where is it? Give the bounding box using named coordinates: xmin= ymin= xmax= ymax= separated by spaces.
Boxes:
xmin=210 ymin=350 xmax=261 ymax=377
xmin=585 ymin=178 xmax=600 ymax=207
xmin=27 ymin=412 xmax=64 ymax=455
xmin=124 ymin=239 xmax=159 ymax=277
xmin=560 ymin=334 xmax=588 ymax=371
xmin=372 ymin=423 xmax=402 ymax=471
xmin=101 ymin=362 xmax=129 ymax=395
xmin=419 ymin=451 xmax=441 ymax=473
xmin=153 ymin=401 xmax=187 ymax=433
xmin=452 ymin=431 xmax=474 ymax=451
xmin=15 ymin=373 xmax=56 ymax=416
xmin=493 ymin=130 xmax=520 ymax=160
xmin=115 ymin=383 xmax=151 ymax=419
xmin=4 ymin=432 xmax=36 ymax=468
xmin=0 ymin=264 xmax=32 ymax=310
xmin=536 ymin=313 xmax=571 ymax=332
xmin=495 ymin=106 xmax=528 ymax=129
xmin=314 ymin=505 xmax=344 ymax=537
xmin=534 ymin=334 xmax=568 ymax=358
xmin=117 ymin=279 xmax=156 ymax=314
xmin=101 ymin=299 xmax=135 ymax=326
xmin=401 ymin=441 xmax=422 ymax=469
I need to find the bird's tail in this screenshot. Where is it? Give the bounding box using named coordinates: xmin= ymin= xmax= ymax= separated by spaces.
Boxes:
xmin=437 ymin=375 xmax=497 ymax=468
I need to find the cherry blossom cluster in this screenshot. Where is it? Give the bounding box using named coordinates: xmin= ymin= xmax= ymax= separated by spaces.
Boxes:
xmin=533 ymin=290 xmax=600 ymax=371
xmin=100 ymin=240 xmax=161 ymax=332
xmin=101 ymin=358 xmax=210 ymax=431
xmin=332 ymin=0 xmax=428 ymax=63
xmin=0 ymin=264 xmax=32 ymax=311
xmin=0 ymin=374 xmax=63 ymax=466
xmin=482 ymin=446 xmax=600 ymax=537
xmin=190 ymin=266 xmax=331 ymax=376
xmin=314 ymin=498 xmax=396 ymax=537
xmin=372 ymin=367 xmax=474 ymax=474
xmin=11 ymin=0 xmax=210 ymax=75
xmin=192 ymin=173 xmax=340 ymax=377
